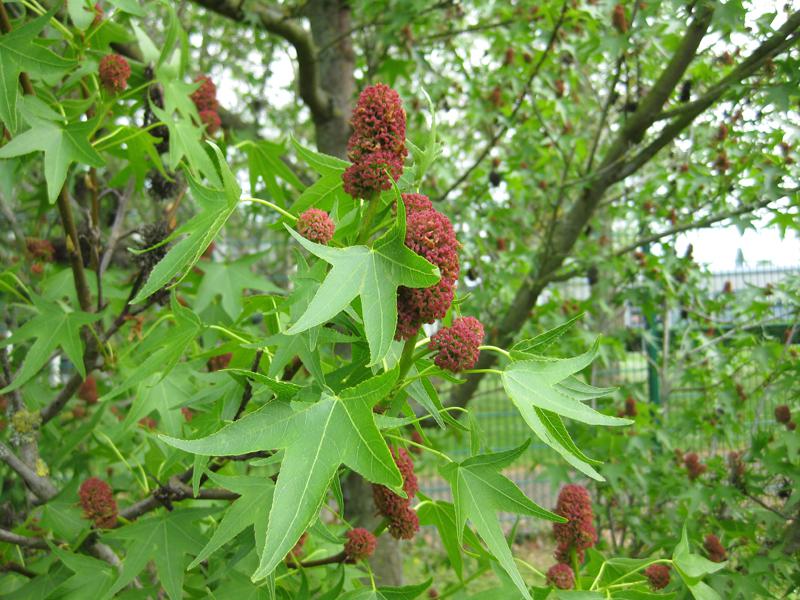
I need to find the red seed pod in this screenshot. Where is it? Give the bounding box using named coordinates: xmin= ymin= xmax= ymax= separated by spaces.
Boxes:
xmin=26 ymin=238 xmax=55 ymax=261
xmin=342 ymin=150 xmax=404 ymax=199
xmin=99 ymin=54 xmax=131 ymax=93
xmin=79 ymin=477 xmax=117 ymax=528
xmin=191 ymin=75 xmax=219 ymax=112
xmin=546 ymin=563 xmax=575 ymax=590
xmin=344 ymin=528 xmax=377 ymax=561
xmin=347 ymin=83 xmax=407 ymax=162
xmin=429 ymin=317 xmax=485 ymax=373
xmin=387 ymin=506 xmax=419 ymax=540
xmin=199 ymin=110 xmax=221 ymax=135
xmin=552 ymin=485 xmax=597 ymax=563
xmin=612 ymin=4 xmax=628 ymax=33
xmin=644 ymin=564 xmax=670 ymax=590
xmin=207 ymin=352 xmax=232 ymax=372
xmin=684 ymin=452 xmax=707 ymax=480
xmin=774 ymin=404 xmax=791 ymax=424
xmin=78 ymin=376 xmax=98 ymax=405
xmin=297 ymin=208 xmax=336 ymax=244
xmin=704 ymin=534 xmax=727 ymax=562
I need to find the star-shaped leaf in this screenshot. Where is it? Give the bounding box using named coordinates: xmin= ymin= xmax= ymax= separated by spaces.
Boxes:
xmin=103 ymin=508 xmax=210 ymax=600
xmin=50 ymin=545 xmax=115 ymax=599
xmin=132 ymin=143 xmax=238 ymax=303
xmin=285 ymin=198 xmax=440 ymax=365
xmin=0 ymin=296 xmax=100 ymax=393
xmin=0 ymin=98 xmax=104 ymax=203
xmin=0 ymin=7 xmax=75 ymax=133
xmin=151 ymin=104 xmax=221 ymax=186
xmin=160 ymin=369 xmax=404 ymax=581
xmin=440 ymin=440 xmax=564 ymax=600
xmin=501 ymin=341 xmax=630 ymax=481
xmin=195 ymin=254 xmax=279 ymax=319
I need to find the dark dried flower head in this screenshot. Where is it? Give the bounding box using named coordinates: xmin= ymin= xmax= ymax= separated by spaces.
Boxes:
xmin=624 ymin=396 xmax=637 ymax=417
xmin=79 ymin=477 xmax=117 ymax=528
xmin=135 ymin=221 xmax=171 ymax=274
xmin=684 ymin=452 xmax=707 ymax=480
xmin=207 ymin=352 xmax=232 ymax=372
xmin=342 ymin=150 xmax=403 ymax=199
xmin=78 ymin=376 xmax=98 ymax=405
xmin=99 ymin=54 xmax=130 ymax=93
xmin=191 ymin=74 xmax=219 ymax=112
xmin=26 ymin=238 xmax=55 ymax=261
xmin=775 ymin=404 xmax=791 ymax=424
xmin=297 ymin=208 xmax=335 ymax=245
xmin=147 ymin=170 xmax=181 ymax=201
xmin=199 ymin=109 xmax=221 ymax=135
xmin=553 ymin=484 xmax=597 ymax=563
xmin=387 ymin=506 xmax=419 ymax=540
xmin=546 ymin=563 xmax=575 ymax=590
xmin=348 ymin=83 xmax=407 ymax=162
xmin=644 ymin=564 xmax=670 ymax=590
xmin=429 ymin=317 xmax=484 ymax=373
xmin=344 ymin=528 xmax=377 ymax=561
xmin=704 ymin=534 xmax=726 ymax=562
xmin=728 ymin=451 xmax=746 ymax=486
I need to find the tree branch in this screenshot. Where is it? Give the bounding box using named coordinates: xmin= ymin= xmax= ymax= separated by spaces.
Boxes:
xmin=0 ymin=443 xmax=58 ymax=501
xmin=0 ymin=528 xmax=49 ymax=550
xmin=190 ymin=0 xmax=331 ymax=121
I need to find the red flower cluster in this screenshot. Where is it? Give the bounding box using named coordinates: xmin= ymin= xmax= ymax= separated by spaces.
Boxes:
xmin=78 ymin=375 xmax=98 ymax=405
xmin=207 ymin=352 xmax=232 ymax=372
xmin=344 ymin=527 xmax=377 ymax=561
xmin=546 ymin=563 xmax=575 ymax=589
xmin=99 ymin=54 xmax=130 ymax=93
xmin=553 ymin=484 xmax=597 ymax=564
xmin=191 ymin=75 xmax=221 ymax=135
xmin=372 ymin=447 xmax=419 ymax=540
xmin=623 ymin=396 xmax=637 ymax=417
xmin=704 ymin=534 xmax=726 ymax=562
xmin=26 ymin=238 xmax=55 ymax=261
xmin=395 ymin=195 xmax=460 ymax=340
xmin=297 ymin=208 xmax=335 ymax=245
xmin=775 ymin=404 xmax=791 ymax=424
xmin=79 ymin=477 xmax=117 ymax=528
xmin=684 ymin=452 xmax=706 ymax=481
xmin=429 ymin=317 xmax=484 ymax=373
xmin=343 ymin=84 xmax=407 ymax=199
xmin=644 ymin=564 xmax=670 ymax=590
xmin=612 ymin=3 xmax=628 ymax=33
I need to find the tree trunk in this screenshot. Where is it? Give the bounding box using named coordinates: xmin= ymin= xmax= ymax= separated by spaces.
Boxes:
xmin=304 ymin=0 xmax=405 ymax=585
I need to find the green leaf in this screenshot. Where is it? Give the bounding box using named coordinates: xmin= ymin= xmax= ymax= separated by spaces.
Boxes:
xmin=132 ymin=144 xmax=239 ymax=303
xmin=290 ymin=135 xmax=349 ymax=176
xmin=151 ymin=104 xmax=221 ymax=186
xmin=529 ymin=407 xmax=604 ymax=481
xmin=378 ymin=578 xmax=433 ymax=599
xmin=160 ymin=370 xmax=405 ymax=580
xmin=188 ymin=473 xmax=275 ymax=568
xmin=195 ymin=254 xmax=279 ymax=319
xmin=284 ymin=198 xmax=440 ymax=365
xmin=0 ymin=98 xmax=104 ymax=203
xmin=103 ymin=509 xmax=210 ymax=600
xmin=673 ymin=525 xmax=727 ymax=582
xmin=50 ymin=545 xmax=115 ymax=599
xmin=67 ymin=0 xmax=97 ymax=30
xmin=440 ymin=446 xmax=564 ymax=600
xmin=511 ymin=313 xmax=584 ymax=354
xmin=0 ymin=7 xmax=75 ymax=133
xmin=0 ymin=297 xmax=99 ymax=393
xmin=502 ymin=343 xmax=627 ymax=427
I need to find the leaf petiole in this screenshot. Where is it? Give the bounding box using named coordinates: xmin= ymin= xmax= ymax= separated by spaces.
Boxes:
xmin=240 ymin=196 xmax=297 ymax=222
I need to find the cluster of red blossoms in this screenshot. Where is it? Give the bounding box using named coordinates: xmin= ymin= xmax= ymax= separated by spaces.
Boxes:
xmin=704 ymin=534 xmax=727 ymax=563
xmin=297 ymin=208 xmax=336 ymax=245
xmin=395 ymin=193 xmax=461 ymax=340
xmin=99 ymin=54 xmax=131 ymax=94
xmin=546 ymin=563 xmax=575 ymax=590
xmin=78 ymin=375 xmax=98 ymax=405
xmin=644 ymin=564 xmax=670 ymax=590
xmin=552 ymin=484 xmax=597 ymax=564
xmin=684 ymin=452 xmax=707 ymax=481
xmin=207 ymin=352 xmax=232 ymax=372
xmin=344 ymin=527 xmax=377 ymax=562
xmin=342 ymin=84 xmax=407 ymax=199
xmin=775 ymin=404 xmax=796 ymax=430
xmin=191 ymin=75 xmax=221 ymax=135
xmin=372 ymin=447 xmax=419 ymax=540
xmin=429 ymin=317 xmax=484 ymax=373
xmin=78 ymin=477 xmax=117 ymax=528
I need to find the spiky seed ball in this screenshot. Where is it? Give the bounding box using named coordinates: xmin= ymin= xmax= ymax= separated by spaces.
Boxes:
xmin=135 ymin=222 xmax=171 ymax=274
xmin=347 ymin=83 xmax=407 ymax=162
xmin=775 ymin=404 xmax=791 ymax=424
xmin=546 ymin=563 xmax=575 ymax=590
xmin=393 ymin=447 xmax=419 ymax=498
xmin=429 ymin=317 xmax=484 ymax=373
xmin=99 ymin=54 xmax=131 ymax=93
xmin=400 ymin=192 xmax=433 ymax=214
xmin=147 ymin=170 xmax=181 ymax=201
xmin=372 ymin=483 xmax=408 ymax=519
xmin=612 ymin=4 xmax=628 ymax=33
xmin=344 ymin=528 xmax=377 ymax=561
xmin=342 ymin=150 xmax=404 ymax=199
xmin=553 ymin=484 xmax=597 ymax=562
xmin=199 ymin=110 xmax=221 ymax=135
xmin=26 ymin=238 xmax=55 ymax=261
xmin=704 ymin=534 xmax=726 ymax=562
xmin=191 ymin=74 xmax=219 ymax=112
xmin=297 ymin=208 xmax=335 ymax=245
xmin=404 ymin=209 xmax=459 ymax=283
xmin=387 ymin=506 xmax=419 ymax=540
xmin=684 ymin=452 xmax=706 ymax=480
xmin=78 ymin=376 xmax=98 ymax=405
xmin=79 ymin=477 xmax=117 ymax=528
xmin=207 ymin=352 xmax=232 ymax=372
xmin=644 ymin=564 xmax=670 ymax=590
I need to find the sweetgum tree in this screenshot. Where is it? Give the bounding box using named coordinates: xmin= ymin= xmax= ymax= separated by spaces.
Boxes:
xmin=0 ymin=0 xmax=798 ymax=598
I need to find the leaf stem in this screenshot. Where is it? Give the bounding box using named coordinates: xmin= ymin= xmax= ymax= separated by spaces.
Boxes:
xmin=479 ymin=345 xmax=511 ymax=359
xmin=385 ymin=433 xmax=452 ymax=463
xmin=207 ymin=325 xmax=251 ymax=344
xmin=356 ymin=197 xmax=381 ymax=245
xmin=240 ymin=196 xmax=297 ymax=222
xmin=396 ymin=332 xmax=419 ymax=384
xmin=462 ymin=368 xmax=503 ymax=376
xmin=572 ymin=547 xmax=581 ymax=590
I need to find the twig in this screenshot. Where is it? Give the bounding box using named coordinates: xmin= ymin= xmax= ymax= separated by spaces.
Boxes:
xmin=234 ymin=350 xmax=264 ymax=420
xmin=0 ymin=443 xmax=58 ymax=501
xmin=0 ymin=528 xmax=49 ymax=550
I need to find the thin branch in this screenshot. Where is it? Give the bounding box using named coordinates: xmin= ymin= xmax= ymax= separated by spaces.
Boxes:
xmin=1 ymin=561 xmax=36 ymax=578
xmin=0 ymin=443 xmax=58 ymax=501
xmin=286 ymin=550 xmax=348 ymax=569
xmin=0 ymin=528 xmax=49 ymax=550
xmin=234 ymin=350 xmax=264 ymax=420
xmin=434 ymin=0 xmax=569 ymax=202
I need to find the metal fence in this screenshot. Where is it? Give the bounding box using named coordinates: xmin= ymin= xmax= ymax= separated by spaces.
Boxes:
xmin=418 ymin=265 xmax=799 ymax=530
